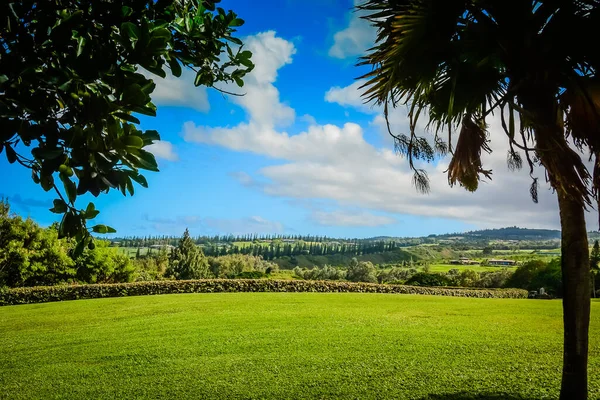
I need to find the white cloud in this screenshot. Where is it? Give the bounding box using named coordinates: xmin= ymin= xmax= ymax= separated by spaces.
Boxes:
xmin=147 ymin=68 xmax=210 ymax=112
xmin=300 ymin=114 xmax=317 ymax=125
xmin=182 ymin=31 xmax=598 ymax=231
xmin=204 ymin=216 xmax=284 ymax=235
xmin=146 ymin=141 xmax=178 ymax=161
xmin=229 ymin=171 xmax=256 ymax=187
xmin=325 ymin=79 xmax=377 ymax=113
xmin=328 ymin=1 xmax=376 ymax=59
xmin=311 ymin=210 xmax=397 ymax=227
xmin=229 ymin=31 xmax=296 ymax=128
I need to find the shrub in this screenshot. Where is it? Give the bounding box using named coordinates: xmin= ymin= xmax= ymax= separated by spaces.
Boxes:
xmin=478 ymin=269 xmax=513 ymax=288
xmin=0 ymin=280 xmax=528 ymax=306
xmin=209 ymin=254 xmax=278 ymax=278
xmin=405 ymin=273 xmax=453 ymax=287
xmin=233 ymin=271 xmax=266 ymax=279
xmin=506 ymin=259 xmax=562 ymax=296
xmin=294 ymin=265 xmax=346 ymax=281
xmin=447 ymin=269 xmax=480 ymax=287
xmin=377 ymin=267 xmax=414 ymax=284
xmin=0 ymin=202 xmax=75 ymax=287
xmin=74 ymin=241 xmax=136 ymax=284
xmin=132 ymin=250 xmax=169 ymax=282
xmin=506 ymin=260 xmax=547 ymax=290
xmin=346 ymin=259 xmax=378 ymax=283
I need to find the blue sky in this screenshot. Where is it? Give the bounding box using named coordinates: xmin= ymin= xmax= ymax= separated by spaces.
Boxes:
xmin=1 ymin=0 xmax=574 ymax=238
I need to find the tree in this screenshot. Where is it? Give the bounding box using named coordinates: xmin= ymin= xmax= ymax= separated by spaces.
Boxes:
xmin=168 ymin=228 xmax=210 ymax=280
xmin=0 ymin=199 xmax=75 ymax=287
xmin=358 ymin=2 xmax=598 ymax=398
xmin=1 ymin=1 xmax=253 ymax=250
xmin=346 ymin=258 xmax=378 ymax=283
xmin=591 ymin=240 xmax=600 ymax=298
xmin=74 ymin=240 xmax=135 ymax=284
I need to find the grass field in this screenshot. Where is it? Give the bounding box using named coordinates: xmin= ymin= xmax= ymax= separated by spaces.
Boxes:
xmin=425 ymin=264 xmax=507 ymax=273
xmin=1 ymin=294 xmax=599 ymax=399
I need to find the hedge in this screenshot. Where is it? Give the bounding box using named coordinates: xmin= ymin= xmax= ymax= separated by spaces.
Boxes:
xmin=0 ymin=280 xmax=528 ymax=306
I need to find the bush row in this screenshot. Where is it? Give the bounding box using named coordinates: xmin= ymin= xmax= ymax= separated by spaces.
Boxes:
xmin=0 ymin=280 xmax=528 ymax=306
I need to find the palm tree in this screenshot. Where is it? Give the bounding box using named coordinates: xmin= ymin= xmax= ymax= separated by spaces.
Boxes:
xmin=357 ymin=1 xmax=599 ymax=399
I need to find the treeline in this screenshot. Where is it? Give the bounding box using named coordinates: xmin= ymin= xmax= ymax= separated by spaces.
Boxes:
xmin=0 ymin=200 xmax=278 ymax=288
xmin=293 ymin=260 xmax=514 ymax=289
xmin=202 ymin=241 xmax=401 ymax=260
xmin=292 ymin=258 xmax=593 ymax=296
xmin=116 ymin=234 xmax=352 ymax=247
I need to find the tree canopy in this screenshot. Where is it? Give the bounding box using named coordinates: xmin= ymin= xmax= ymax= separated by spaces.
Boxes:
xmin=359 ymin=0 xmax=599 ymax=206
xmin=0 ymin=0 xmax=253 ymax=251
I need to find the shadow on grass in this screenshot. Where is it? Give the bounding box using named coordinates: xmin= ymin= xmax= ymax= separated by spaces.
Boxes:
xmin=419 ymin=393 xmax=538 ymax=400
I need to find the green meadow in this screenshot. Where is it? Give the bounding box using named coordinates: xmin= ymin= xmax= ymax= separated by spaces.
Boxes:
xmin=1 ymin=293 xmax=599 ymax=399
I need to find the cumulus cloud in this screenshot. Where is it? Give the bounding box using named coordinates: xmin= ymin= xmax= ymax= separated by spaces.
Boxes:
xmin=300 ymin=114 xmax=317 ymax=125
xmin=146 ymin=141 xmax=179 ymax=161
xmin=182 ymin=31 xmax=595 ymax=230
xmin=223 ymin=31 xmax=297 ymax=128
xmin=146 ymin=68 xmax=210 ymax=112
xmin=328 ymin=1 xmax=376 ymax=59
xmin=325 ymin=79 xmax=378 ymax=113
xmin=311 ymin=210 xmax=397 ymax=227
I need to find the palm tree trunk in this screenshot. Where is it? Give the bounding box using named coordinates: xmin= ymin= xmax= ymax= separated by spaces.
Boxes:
xmin=557 ymin=191 xmax=590 ymax=400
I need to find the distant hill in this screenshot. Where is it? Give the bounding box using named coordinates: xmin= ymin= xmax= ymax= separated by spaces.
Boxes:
xmin=431 ymin=227 xmax=561 ymax=241
xmin=274 ymin=249 xmax=417 ymax=269
xmin=362 ymin=227 xmax=562 ymax=243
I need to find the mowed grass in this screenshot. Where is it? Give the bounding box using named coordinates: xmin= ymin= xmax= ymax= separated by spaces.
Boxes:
xmin=0 ymin=294 xmax=599 ymax=400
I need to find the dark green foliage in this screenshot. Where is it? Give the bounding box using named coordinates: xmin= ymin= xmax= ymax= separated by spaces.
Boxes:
xmin=346 ymin=258 xmax=378 ymax=283
xmin=293 ymin=265 xmax=346 ymax=281
xmin=406 ymin=273 xmax=453 ymax=287
xmin=0 ymin=199 xmax=134 ymax=287
xmin=0 ymin=0 xmax=253 ymax=245
xmin=234 ymin=271 xmax=266 ymax=279
xmin=167 ymin=229 xmax=210 ymax=280
xmin=208 ymin=253 xmax=278 ymax=278
xmin=74 ymin=241 xmax=135 ymax=284
xmin=507 ymin=260 xmax=550 ymax=290
xmin=592 ymin=240 xmax=600 ymax=297
xmin=0 ymin=199 xmax=75 ymax=287
xmin=507 ymin=259 xmax=563 ymax=296
xmin=0 ymin=280 xmax=528 ymax=306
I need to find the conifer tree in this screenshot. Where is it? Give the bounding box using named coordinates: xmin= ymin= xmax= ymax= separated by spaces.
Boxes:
xmin=167 ymin=228 xmax=209 ymax=280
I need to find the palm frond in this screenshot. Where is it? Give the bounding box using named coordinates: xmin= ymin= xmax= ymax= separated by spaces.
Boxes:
xmin=446 ymin=114 xmax=492 ymax=192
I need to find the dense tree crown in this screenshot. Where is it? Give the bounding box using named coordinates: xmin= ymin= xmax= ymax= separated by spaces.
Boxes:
xmin=0 ymin=0 xmax=253 ymax=251
xmin=167 ymin=228 xmax=210 ymax=280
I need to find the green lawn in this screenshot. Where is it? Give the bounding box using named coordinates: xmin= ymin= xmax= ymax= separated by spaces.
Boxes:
xmin=1 ymin=294 xmax=599 ymax=399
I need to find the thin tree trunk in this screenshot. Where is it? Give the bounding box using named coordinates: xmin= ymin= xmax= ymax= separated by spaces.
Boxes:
xmin=557 ymin=192 xmax=590 ymax=400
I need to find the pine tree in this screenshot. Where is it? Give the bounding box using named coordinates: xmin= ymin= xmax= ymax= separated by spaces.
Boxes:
xmin=167 ymin=228 xmax=210 ymax=280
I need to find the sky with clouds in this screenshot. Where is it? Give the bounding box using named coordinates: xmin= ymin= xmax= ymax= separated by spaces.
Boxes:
xmin=2 ymin=0 xmax=594 ymax=238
